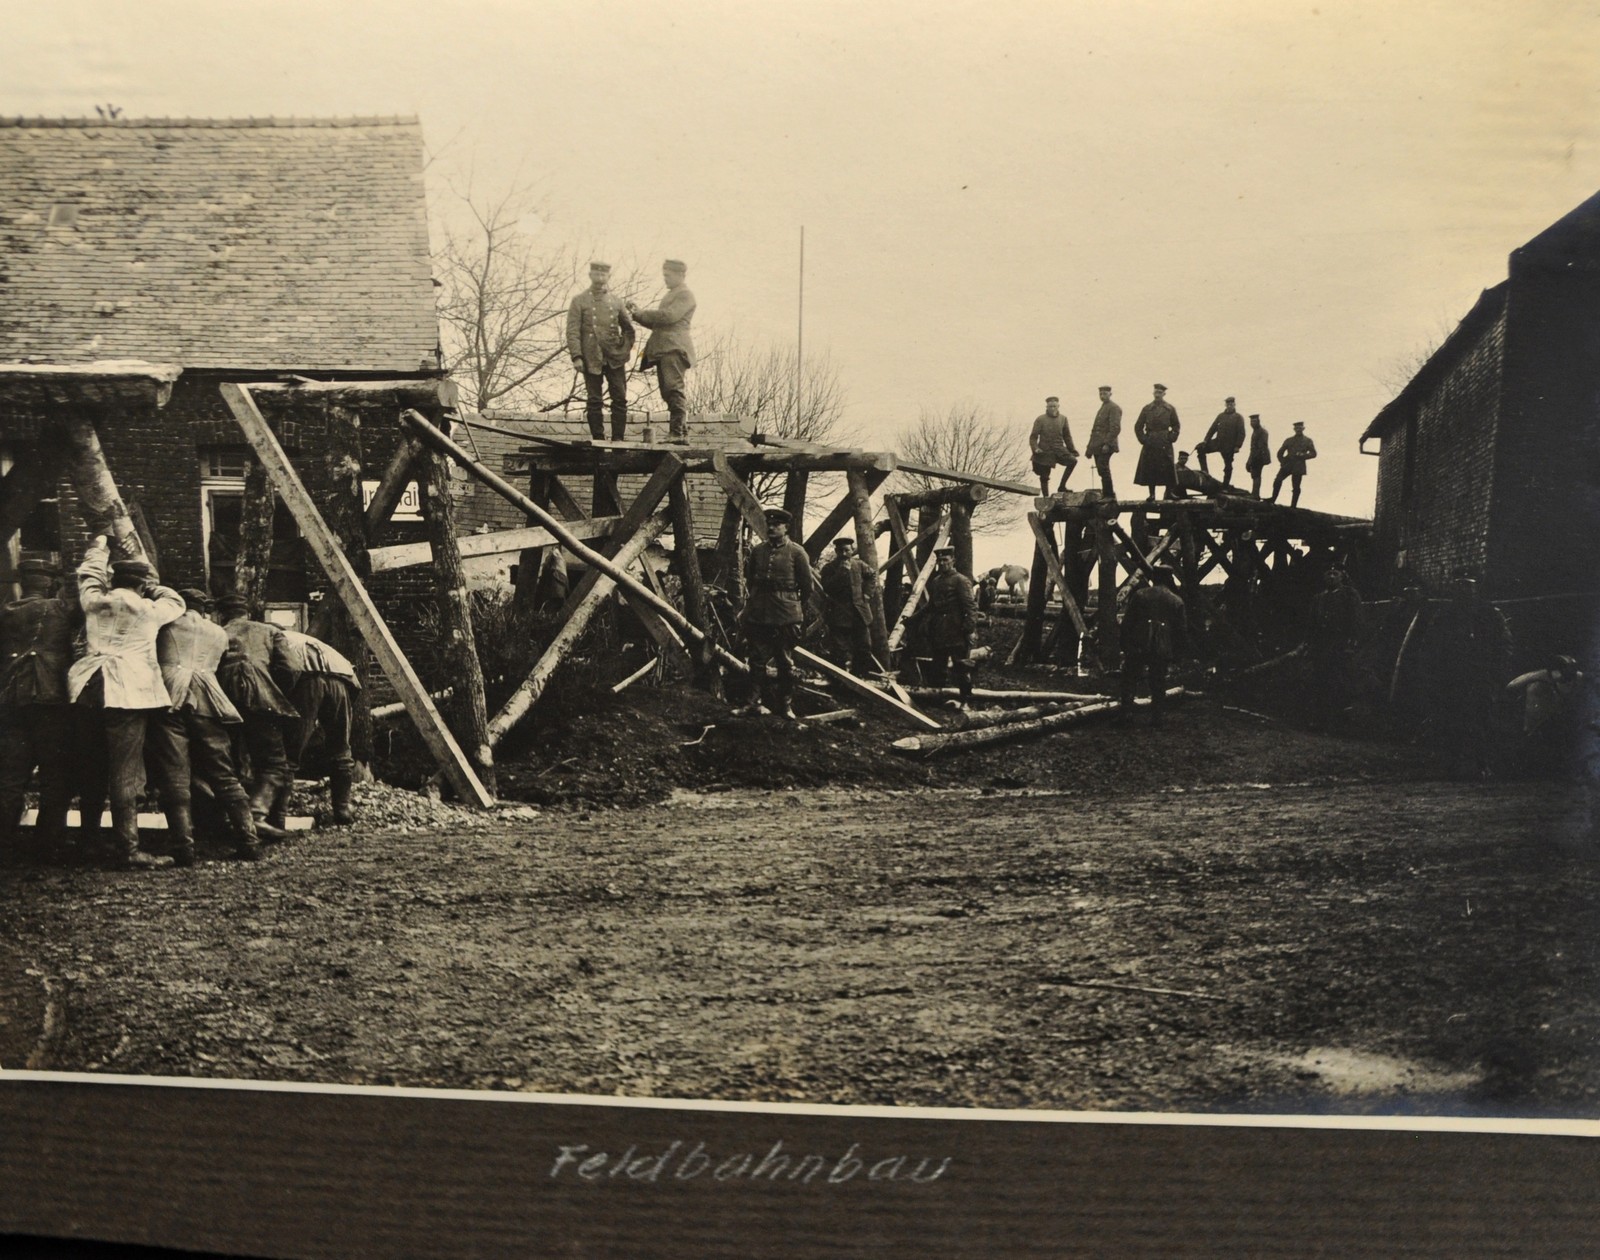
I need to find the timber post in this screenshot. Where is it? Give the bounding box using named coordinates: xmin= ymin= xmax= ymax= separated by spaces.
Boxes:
xmin=668 ymin=474 xmax=717 ymax=690
xmin=881 ymin=494 xmax=910 ymax=628
xmin=847 ymin=468 xmax=890 ymax=659
xmin=419 ymin=446 xmax=496 ymax=796
xmin=1094 ymin=515 xmax=1120 ymax=668
xmin=235 ymin=455 xmax=275 ymax=611
xmin=950 ymin=500 xmax=974 ymax=579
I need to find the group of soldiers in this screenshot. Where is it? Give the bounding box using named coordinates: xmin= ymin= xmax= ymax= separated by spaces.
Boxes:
xmin=734 ymin=509 xmax=980 ymax=716
xmin=1029 ymin=387 xmax=1319 ymax=507
xmin=0 ymin=537 xmax=360 ymax=871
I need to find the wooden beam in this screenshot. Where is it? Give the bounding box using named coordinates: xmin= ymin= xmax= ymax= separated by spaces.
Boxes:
xmin=397 ymin=410 xmax=743 ymax=671
xmin=560 ymin=455 xmax=685 ymax=624
xmin=219 ymin=383 xmax=492 ymax=809
xmin=667 ymin=478 xmax=712 ymax=651
xmin=804 ymin=469 xmax=889 ymax=562
xmin=880 ymin=494 xmax=912 ymax=627
xmin=892 ymin=691 xmax=1185 ymax=758
xmin=1027 ymin=512 xmax=1089 ymax=637
xmin=368 ymin=516 xmax=621 ymax=574
xmin=419 ymin=447 xmax=496 ymax=795
xmin=847 ymin=467 xmax=891 ymax=660
xmin=795 ymin=646 xmax=942 ymax=731
xmin=487 ymin=514 xmax=673 ymax=744
xmin=545 ymin=476 xmax=590 ymax=522
xmin=1093 ymin=517 xmax=1120 ymax=668
xmin=60 ymin=414 xmax=147 ymax=564
xmin=364 ymin=434 xmax=425 ymax=540
xmin=781 ymin=470 xmax=809 ymax=533
xmin=710 ymin=450 xmax=770 ymax=537
xmin=885 ymin=514 xmax=947 ymax=654
xmin=876 ymin=483 xmax=989 ymax=512
xmin=251 ymin=378 xmax=458 ymax=406
xmin=233 ymin=455 xmax=275 ymax=612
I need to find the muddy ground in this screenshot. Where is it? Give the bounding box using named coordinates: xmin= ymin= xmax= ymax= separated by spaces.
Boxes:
xmin=3 ymin=685 xmax=1597 ymax=1117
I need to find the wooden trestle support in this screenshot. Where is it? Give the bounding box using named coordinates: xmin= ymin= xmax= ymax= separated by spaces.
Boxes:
xmin=1009 ymin=489 xmax=1373 ymax=670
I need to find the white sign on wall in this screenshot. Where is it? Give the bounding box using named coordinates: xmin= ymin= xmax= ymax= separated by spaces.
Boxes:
xmin=361 ymin=480 xmax=422 ymax=522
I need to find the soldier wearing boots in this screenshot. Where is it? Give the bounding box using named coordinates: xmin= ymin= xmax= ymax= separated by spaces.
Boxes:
xmin=279 ymin=628 xmax=360 ymax=826
xmin=818 ymin=536 xmax=875 ymax=677
xmin=0 ymin=559 xmax=79 ymax=862
xmin=1119 ymin=562 xmax=1188 ymax=722
xmin=626 ymin=259 xmax=696 ymax=442
xmin=67 ymin=537 xmax=185 ymax=870
xmin=214 ymin=592 xmax=300 ymax=840
xmin=738 ymin=508 xmax=815 ymax=719
xmin=148 ymin=589 xmax=269 ymax=863
xmin=922 ymin=547 xmax=977 ymax=709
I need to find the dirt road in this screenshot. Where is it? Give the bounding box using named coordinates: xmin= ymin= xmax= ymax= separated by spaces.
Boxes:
xmin=4 ymin=773 xmax=1598 ymax=1118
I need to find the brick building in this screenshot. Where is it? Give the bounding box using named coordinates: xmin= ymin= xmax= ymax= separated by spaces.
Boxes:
xmin=1361 ymin=188 xmax=1600 ymax=661
xmin=0 ymin=115 xmax=443 ymax=629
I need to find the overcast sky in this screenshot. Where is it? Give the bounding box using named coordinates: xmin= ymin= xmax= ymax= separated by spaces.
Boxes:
xmin=6 ymin=0 xmax=1600 ymax=569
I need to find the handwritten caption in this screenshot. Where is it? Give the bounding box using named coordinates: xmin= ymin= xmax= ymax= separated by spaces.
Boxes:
xmin=550 ymin=1140 xmax=950 ymax=1186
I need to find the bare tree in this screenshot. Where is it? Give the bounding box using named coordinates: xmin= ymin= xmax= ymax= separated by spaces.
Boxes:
xmin=1372 ymin=314 xmax=1458 ymax=399
xmin=686 ymin=331 xmax=851 ymax=505
xmin=433 ymin=181 xmax=656 ymax=415
xmin=895 ymin=401 xmax=1032 ymax=533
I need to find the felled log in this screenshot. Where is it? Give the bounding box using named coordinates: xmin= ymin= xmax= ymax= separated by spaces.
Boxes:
xmin=794 ymin=647 xmax=942 ymax=730
xmin=906 ymin=685 xmax=1101 ymax=703
xmin=892 ymin=689 xmax=1186 ymax=757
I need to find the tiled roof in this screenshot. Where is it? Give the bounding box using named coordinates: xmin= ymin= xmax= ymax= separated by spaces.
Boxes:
xmin=0 ymin=117 xmax=438 ymax=372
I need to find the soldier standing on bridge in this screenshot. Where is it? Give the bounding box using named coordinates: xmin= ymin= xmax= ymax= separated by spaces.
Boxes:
xmin=627 ymin=259 xmax=697 ymax=443
xmin=738 ymin=508 xmax=815 ymax=719
xmin=1086 ymin=386 xmax=1122 ymax=498
xmin=1270 ymin=422 xmax=1317 ymax=507
xmin=1119 ymin=562 xmax=1188 ymax=723
xmin=1245 ymin=414 xmax=1272 ymax=497
xmin=1195 ymin=396 xmax=1246 ymax=486
xmin=1029 ymin=396 xmax=1078 ymax=496
xmin=566 ymin=261 xmax=636 ymax=441
xmin=1134 ymin=384 xmax=1181 ymax=501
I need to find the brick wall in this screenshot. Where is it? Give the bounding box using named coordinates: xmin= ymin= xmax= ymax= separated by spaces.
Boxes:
xmin=1382 ymin=309 xmax=1506 ymax=589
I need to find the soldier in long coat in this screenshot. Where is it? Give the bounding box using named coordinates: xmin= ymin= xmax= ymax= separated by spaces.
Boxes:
xmin=921 ymin=547 xmax=977 ymax=708
xmin=68 ymin=537 xmax=185 ymax=870
xmin=1133 ymin=384 xmax=1181 ymax=500
xmin=1086 ymin=386 xmax=1122 ymax=497
xmin=818 ymin=536 xmax=875 ymax=677
xmin=0 ymin=559 xmax=79 ymax=860
xmin=1029 ymin=397 xmax=1078 ymax=496
xmin=627 ymin=259 xmax=697 ymax=442
xmin=214 ymin=592 xmax=300 ymax=835
xmin=279 ymin=628 xmax=360 ymax=827
xmin=566 ymin=261 xmax=636 ymax=440
xmin=1270 ymin=422 xmax=1317 ymax=507
xmin=737 ymin=508 xmax=816 ymax=719
xmin=148 ymin=589 xmax=267 ymax=864
xmin=1119 ymin=563 xmax=1188 ymax=721
xmin=1245 ymin=414 xmax=1272 ymax=497
xmin=1195 ymin=397 xmax=1246 ymax=486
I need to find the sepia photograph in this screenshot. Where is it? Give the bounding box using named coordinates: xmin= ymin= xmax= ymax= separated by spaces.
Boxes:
xmin=1 ymin=1 xmax=1599 ymax=1254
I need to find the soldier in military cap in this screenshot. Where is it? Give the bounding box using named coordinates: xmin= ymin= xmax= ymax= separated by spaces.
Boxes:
xmin=921 ymin=545 xmax=977 ymax=709
xmin=1195 ymin=396 xmax=1246 ymax=486
xmin=68 ymin=538 xmax=185 ymax=870
xmin=1270 ymin=421 xmax=1317 ymax=507
xmin=1245 ymin=414 xmax=1272 ymax=497
xmin=1119 ymin=561 xmax=1188 ymax=722
xmin=1029 ymin=396 xmax=1078 ymax=497
xmin=737 ymin=508 xmax=816 ymax=719
xmin=567 ymin=261 xmax=637 ymax=441
xmin=0 ymin=559 xmax=79 ymax=860
xmin=215 ymin=592 xmax=299 ymax=840
xmin=818 ymin=536 xmax=875 ymax=677
xmin=148 ymin=588 xmax=265 ymax=863
xmin=1134 ymin=384 xmax=1181 ymax=501
xmin=627 ymin=259 xmax=697 ymax=442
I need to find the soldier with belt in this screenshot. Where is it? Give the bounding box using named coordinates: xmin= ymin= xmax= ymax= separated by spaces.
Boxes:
xmin=818 ymin=536 xmax=875 ymax=677
xmin=627 ymin=259 xmax=696 ymax=443
xmin=1133 ymin=384 xmax=1181 ymax=501
xmin=1086 ymin=386 xmax=1122 ymax=498
xmin=1029 ymin=396 xmax=1078 ymax=497
xmin=1270 ymin=422 xmax=1317 ymax=507
xmin=68 ymin=537 xmax=185 ymax=870
xmin=214 ymin=592 xmax=300 ymax=837
xmin=566 ymin=261 xmax=636 ymax=441
xmin=1245 ymin=414 xmax=1272 ymax=497
xmin=921 ymin=546 xmax=977 ymax=709
xmin=147 ymin=588 xmax=270 ymax=864
xmin=0 ymin=559 xmax=79 ymax=861
xmin=279 ymin=628 xmax=360 ymax=827
xmin=738 ymin=508 xmax=816 ymax=719
xmin=1119 ymin=562 xmax=1188 ymax=722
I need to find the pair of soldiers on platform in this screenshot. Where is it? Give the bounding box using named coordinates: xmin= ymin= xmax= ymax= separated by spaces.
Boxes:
xmin=1031 ymin=390 xmax=1124 ymax=499
xmin=567 ymin=258 xmax=697 ymax=443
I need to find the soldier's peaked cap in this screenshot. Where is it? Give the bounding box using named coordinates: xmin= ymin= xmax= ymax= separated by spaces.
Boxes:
xmin=588 ymin=261 xmax=611 ymax=273
xmin=934 ymin=545 xmax=955 ymax=556
xmin=832 ymin=537 xmax=855 ymax=548
xmin=1045 ymin=396 xmax=1059 ymax=403
xmin=216 ymin=591 xmax=250 ymax=612
xmin=763 ymin=508 xmax=792 ymax=525
xmin=663 ymin=258 xmax=687 ymax=271
xmin=111 ymin=559 xmax=152 ymax=578
xmin=179 ymin=587 xmax=213 ymax=611
xmin=1154 ymin=383 xmax=1167 ymax=391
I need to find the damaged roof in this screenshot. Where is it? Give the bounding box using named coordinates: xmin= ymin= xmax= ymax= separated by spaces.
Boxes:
xmin=0 ymin=116 xmax=439 ymax=373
